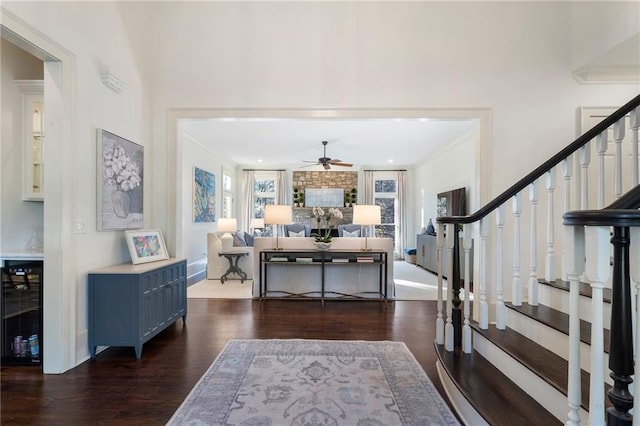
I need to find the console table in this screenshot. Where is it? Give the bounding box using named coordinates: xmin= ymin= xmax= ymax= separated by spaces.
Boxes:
xmin=259 ymin=249 xmax=388 ymax=306
xmin=88 ymin=258 xmax=186 ymax=359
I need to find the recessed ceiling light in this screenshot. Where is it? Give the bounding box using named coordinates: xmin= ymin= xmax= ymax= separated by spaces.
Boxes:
xmin=388 ymin=159 xmax=394 ymax=163
xmin=257 ymin=159 xmax=263 ymax=162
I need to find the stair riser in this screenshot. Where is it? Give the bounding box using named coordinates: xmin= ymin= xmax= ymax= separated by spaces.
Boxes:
xmin=473 ymin=330 xmax=588 ymax=423
xmin=505 ymin=308 xmax=612 ymax=384
xmin=538 ymin=285 xmax=611 ymax=330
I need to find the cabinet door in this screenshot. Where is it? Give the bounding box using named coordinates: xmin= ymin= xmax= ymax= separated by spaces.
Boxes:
xmin=15 ymin=80 xmax=45 ymax=201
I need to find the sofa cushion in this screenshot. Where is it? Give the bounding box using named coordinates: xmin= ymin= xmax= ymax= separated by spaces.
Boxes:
xmin=233 ymin=231 xmax=248 ymax=247
xmin=342 ymin=229 xmax=361 ymax=238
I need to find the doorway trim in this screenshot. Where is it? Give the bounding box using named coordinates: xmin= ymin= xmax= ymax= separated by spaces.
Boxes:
xmin=166 ymin=107 xmax=492 ymax=262
xmin=1 ymin=8 xmax=77 ymax=374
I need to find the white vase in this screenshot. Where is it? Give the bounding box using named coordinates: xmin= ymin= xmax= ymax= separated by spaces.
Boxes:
xmin=314 ymin=241 xmax=332 ymax=250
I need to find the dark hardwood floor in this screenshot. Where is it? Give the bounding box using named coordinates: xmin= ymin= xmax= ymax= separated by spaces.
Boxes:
xmin=1 ymin=299 xmax=447 ymax=425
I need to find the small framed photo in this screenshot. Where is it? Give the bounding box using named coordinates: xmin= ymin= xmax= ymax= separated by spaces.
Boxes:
xmin=124 ymin=229 xmax=169 ymax=264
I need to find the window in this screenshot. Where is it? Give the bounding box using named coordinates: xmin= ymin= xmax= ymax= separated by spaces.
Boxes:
xmin=222 ymin=172 xmax=233 ymax=218
xmin=253 ymin=172 xmax=276 ymax=219
xmin=373 ymin=176 xmax=397 ymax=243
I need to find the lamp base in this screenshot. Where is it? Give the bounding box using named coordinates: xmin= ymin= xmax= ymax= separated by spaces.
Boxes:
xmin=220 ymin=233 xmax=233 ymax=252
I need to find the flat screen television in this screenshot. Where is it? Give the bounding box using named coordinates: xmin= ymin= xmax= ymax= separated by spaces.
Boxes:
xmin=436 ymin=187 xmax=466 ymax=217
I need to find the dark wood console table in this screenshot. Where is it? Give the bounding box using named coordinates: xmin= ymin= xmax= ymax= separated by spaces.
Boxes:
xmin=259 ymin=249 xmax=388 ymax=306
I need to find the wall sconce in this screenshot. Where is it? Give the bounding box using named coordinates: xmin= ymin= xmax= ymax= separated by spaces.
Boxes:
xmin=101 ymin=70 xmax=126 ymax=93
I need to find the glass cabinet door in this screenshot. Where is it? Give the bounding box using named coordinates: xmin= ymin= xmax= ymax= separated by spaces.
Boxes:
xmin=25 ymin=94 xmax=44 ymax=200
xmin=15 ymin=80 xmax=44 ymax=201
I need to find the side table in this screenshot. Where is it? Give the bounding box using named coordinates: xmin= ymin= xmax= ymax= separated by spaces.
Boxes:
xmin=218 ymin=251 xmax=249 ymax=283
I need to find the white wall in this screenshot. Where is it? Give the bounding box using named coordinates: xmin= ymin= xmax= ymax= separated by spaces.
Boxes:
xmin=1 ymin=39 xmax=44 ymax=251
xmin=412 ymin=131 xmax=477 ymax=244
xmin=3 ymin=2 xmax=151 ymax=372
xmin=179 ymin=129 xmax=239 ymax=280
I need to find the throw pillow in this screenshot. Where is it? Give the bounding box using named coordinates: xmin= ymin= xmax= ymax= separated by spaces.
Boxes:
xmin=343 ymin=229 xmax=361 ymax=238
xmin=232 ymin=231 xmax=248 ymax=247
xmin=244 ymin=232 xmax=254 ymax=247
xmin=288 ymin=230 xmax=306 ymax=238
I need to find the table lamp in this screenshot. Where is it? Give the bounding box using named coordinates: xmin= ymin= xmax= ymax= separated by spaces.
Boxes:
xmin=264 ymin=205 xmax=292 ymax=250
xmin=218 ymin=218 xmax=237 ymax=251
xmin=250 ymin=218 xmax=265 ymax=235
xmin=353 ymin=205 xmax=381 ymax=251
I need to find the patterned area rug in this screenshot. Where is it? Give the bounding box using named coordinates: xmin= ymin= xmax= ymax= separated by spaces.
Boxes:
xmin=167 ymin=339 xmax=459 ymax=425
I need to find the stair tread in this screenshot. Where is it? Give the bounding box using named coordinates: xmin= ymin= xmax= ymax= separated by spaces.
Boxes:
xmin=471 ymin=322 xmax=607 ymax=412
xmin=539 ymin=279 xmax=612 ymax=303
xmin=506 ymin=302 xmax=610 ymax=353
xmin=435 ymin=342 xmax=561 ymax=425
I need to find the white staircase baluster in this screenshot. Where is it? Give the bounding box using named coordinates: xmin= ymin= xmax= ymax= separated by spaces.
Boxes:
xmin=580 ymin=142 xmax=591 ymax=209
xmin=614 ymin=117 xmax=625 ymax=199
xmin=596 ymin=132 xmax=608 ymax=209
xmin=479 ymin=217 xmax=489 ymax=329
xmin=462 ymin=223 xmax=473 ymax=353
xmin=562 ymin=157 xmax=573 ymax=282
xmin=529 ymin=181 xmax=539 ymax=306
xmin=496 ymin=205 xmax=506 ymax=330
xmin=445 ymin=223 xmax=455 ymax=351
xmin=436 ymin=223 xmax=445 ymax=345
xmin=512 ymin=193 xmax=523 ymax=306
xmin=630 ymin=107 xmax=640 ymax=186
xmin=545 ymin=169 xmax=556 ymax=285
xmin=584 ymin=226 xmax=611 ymax=426
xmin=629 ymin=227 xmax=640 ymax=423
xmin=564 ymin=223 xmax=586 ymax=426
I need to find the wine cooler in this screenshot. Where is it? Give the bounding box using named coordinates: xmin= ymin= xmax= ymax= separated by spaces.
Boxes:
xmin=1 ymin=261 xmax=42 ymax=365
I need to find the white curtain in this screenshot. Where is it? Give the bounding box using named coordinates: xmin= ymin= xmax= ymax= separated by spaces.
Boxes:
xmin=242 ymin=170 xmax=255 ymax=232
xmin=276 ymin=170 xmax=288 ymax=205
xmin=363 ymin=170 xmax=375 ymax=204
xmin=395 ymin=170 xmax=407 ymax=259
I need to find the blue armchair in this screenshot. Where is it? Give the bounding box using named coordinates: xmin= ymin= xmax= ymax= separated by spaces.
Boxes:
xmin=337 ymin=224 xmax=363 ymax=237
xmin=284 ymin=223 xmax=311 ymax=237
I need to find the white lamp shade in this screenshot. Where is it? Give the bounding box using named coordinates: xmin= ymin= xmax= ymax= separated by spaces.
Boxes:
xmin=251 ymin=218 xmax=265 ymax=229
xmin=353 ymin=205 xmax=381 ymax=225
xmin=217 ymin=218 xmax=238 ymax=233
xmin=264 ymin=205 xmax=292 ymax=225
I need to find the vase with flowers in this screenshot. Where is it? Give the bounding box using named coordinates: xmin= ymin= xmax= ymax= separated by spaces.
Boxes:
xmin=311 ymin=207 xmax=343 ymax=249
xmin=103 ymin=144 xmax=142 ymax=218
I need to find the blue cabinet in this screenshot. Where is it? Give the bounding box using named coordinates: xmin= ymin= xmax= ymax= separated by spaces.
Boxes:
xmin=88 ymin=258 xmax=186 ymax=359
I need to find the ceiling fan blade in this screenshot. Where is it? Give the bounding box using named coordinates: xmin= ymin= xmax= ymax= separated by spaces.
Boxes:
xmin=300 ymin=163 xmax=320 ymax=168
xmin=323 ymin=163 xmax=331 ymax=170
xmin=302 ymin=160 xmax=319 ymax=163
xmin=329 ymin=161 xmax=353 ymax=167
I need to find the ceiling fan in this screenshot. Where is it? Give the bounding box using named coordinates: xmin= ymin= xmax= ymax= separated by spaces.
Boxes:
xmin=302 ymin=141 xmax=353 ymax=170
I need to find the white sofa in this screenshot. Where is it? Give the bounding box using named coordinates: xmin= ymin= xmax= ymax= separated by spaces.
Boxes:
xmin=206 ymin=233 xmax=254 ymax=280
xmin=252 ymin=237 xmax=395 ymax=299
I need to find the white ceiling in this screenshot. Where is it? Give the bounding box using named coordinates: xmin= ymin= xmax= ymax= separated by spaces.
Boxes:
xmin=181 ymin=117 xmax=479 ymax=169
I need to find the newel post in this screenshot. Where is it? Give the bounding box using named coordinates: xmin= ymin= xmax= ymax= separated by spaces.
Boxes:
xmin=607 ymin=225 xmax=634 ymax=425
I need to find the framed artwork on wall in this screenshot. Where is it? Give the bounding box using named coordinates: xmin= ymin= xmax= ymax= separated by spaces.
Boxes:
xmin=193 ymin=166 xmax=216 ymax=222
xmin=124 ymin=229 xmax=169 ymax=264
xmin=97 ymin=129 xmax=144 ymax=231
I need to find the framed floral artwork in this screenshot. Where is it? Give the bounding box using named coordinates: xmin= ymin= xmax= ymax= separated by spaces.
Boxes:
xmin=124 ymin=229 xmax=169 ymax=264
xmin=97 ymin=129 xmax=144 ymax=230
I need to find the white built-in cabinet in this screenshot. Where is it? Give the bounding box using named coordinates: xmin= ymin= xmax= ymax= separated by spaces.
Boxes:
xmin=15 ymin=80 xmax=44 ymax=201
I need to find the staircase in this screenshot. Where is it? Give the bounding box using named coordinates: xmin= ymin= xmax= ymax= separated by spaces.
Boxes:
xmin=434 ymin=94 xmax=640 ymax=425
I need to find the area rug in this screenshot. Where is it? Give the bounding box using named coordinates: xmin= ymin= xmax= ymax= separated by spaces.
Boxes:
xmin=167 ymin=339 xmax=459 ymax=425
